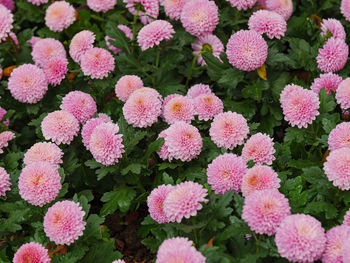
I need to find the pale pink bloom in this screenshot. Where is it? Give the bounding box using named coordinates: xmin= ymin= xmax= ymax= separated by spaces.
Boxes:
xmin=265 ymin=0 xmax=293 ymax=20
xmin=180 ymin=0 xmax=219 ymax=37
xmin=0 ymin=4 xmax=13 ymax=42
xmin=112 ymin=260 xmax=125 ymax=263
xmin=242 ymin=189 xmax=291 ymax=236
xmin=0 ymin=106 xmax=9 ymax=127
xmin=45 ymin=1 xmax=76 ymax=32
xmin=0 ymin=131 xmax=15 ymax=154
xmin=342 ymin=239 xmax=350 ymax=263
xmin=321 ymin=18 xmax=346 ymax=41
xmin=27 ymin=0 xmax=48 ymax=5
xmin=0 ymin=0 xmax=14 ymax=10
xmin=193 ymin=93 xmax=223 ymax=120
xmin=242 ymin=133 xmax=275 ymax=165
xmin=156 ymin=129 xmax=173 ymax=161
xmin=69 ymin=30 xmax=95 ymax=63
xmin=241 ymin=165 xmax=280 ymax=197
xmin=27 ymin=36 xmax=42 ymax=47
xmin=341 ymin=0 xmax=350 ymax=22
xmin=87 ymin=0 xmax=116 ymax=12
xmin=192 ymin=34 xmax=224 ymax=66
xmin=163 ymin=181 xmax=208 ymax=223
xmin=226 ymin=0 xmax=257 ymax=10
xmin=336 ymin=78 xmax=350 ymax=110
xmin=41 ymin=110 xmax=80 ymax=145
xmin=0 ymin=167 xmax=11 ymax=197
xmin=324 ymin=147 xmax=350 ymax=190
xmin=8 ymin=64 xmax=48 ymax=104
xmin=80 ymin=47 xmax=115 ymax=79
xmin=328 ymin=122 xmax=350 ymax=151
xmin=32 ymin=38 xmax=66 ymax=67
xmin=209 ymin=111 xmax=249 ymax=150
xmin=147 ymin=184 xmax=174 ymax=223
xmin=248 ymin=10 xmax=286 ymax=39
xmin=275 ymin=214 xmax=326 ymax=263
xmin=161 ymin=94 xmax=182 ymax=120
xmin=13 ymin=242 xmax=50 ymax=263
xmin=123 ymin=0 xmax=159 ymax=24
xmin=206 ymin=153 xmax=247 ymax=194
xmin=226 ymin=30 xmax=268 ymax=71
xmin=105 ymin=25 xmax=132 ymax=54
xmin=44 ymin=200 xmax=86 ymax=245
xmin=343 ymin=207 xmax=350 ymax=226
xmin=160 ymin=0 xmax=186 ymax=20
xmin=322 ymin=225 xmax=350 ymax=263
xmin=186 ymin=83 xmax=212 ymax=98
xmin=115 ymin=75 xmax=143 ymax=102
xmin=43 ymin=57 xmax=68 ymax=86
xmin=163 ymin=95 xmax=194 ymax=124
xmin=24 ymin=142 xmax=63 ymax=168
xmin=317 ymin=38 xmax=349 ymax=73
xmin=81 ymin=115 xmax=112 ymax=150
xmin=311 ymin=73 xmax=342 ymax=94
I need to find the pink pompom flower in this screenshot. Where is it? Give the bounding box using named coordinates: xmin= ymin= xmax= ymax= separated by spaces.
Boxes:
xmin=275 ymin=214 xmax=326 ymax=263
xmin=81 ymin=114 xmax=112 ymax=150
xmin=123 ymin=87 xmax=162 ymax=128
xmin=226 ymin=30 xmax=268 ymax=72
xmin=105 ymin=25 xmax=132 ymax=54
xmin=242 ymin=189 xmax=291 ymax=236
xmin=147 ymin=184 xmax=174 ymax=223
xmin=241 ymin=165 xmax=280 ymax=197
xmin=343 ymin=238 xmax=350 ymax=263
xmin=324 ymin=147 xmax=350 ymax=190
xmin=192 ymin=34 xmax=224 ymax=66
xmin=0 ymin=106 xmax=9 ymax=127
xmin=41 ymin=110 xmax=80 ymax=145
xmin=137 ymin=20 xmax=175 ymax=51
xmin=123 ymin=0 xmax=159 ymax=24
xmin=0 ymin=4 xmax=13 ymax=42
xmin=89 ymin=122 xmax=124 ymax=166
xmin=248 ymin=10 xmax=287 ymax=39
xmin=156 ymin=129 xmax=173 ymax=161
xmin=226 ymin=0 xmax=257 ymax=10
xmin=193 ymin=93 xmax=223 ymax=121
xmin=163 ymin=95 xmax=194 ymax=124
xmin=316 ymin=38 xmax=349 ymax=73
xmin=27 ymin=36 xmax=42 ymax=47
xmin=32 ymin=38 xmax=66 ymax=67
xmin=0 ymin=167 xmax=11 ymax=197
xmin=115 ymin=75 xmax=144 ymax=102
xmin=180 ymin=0 xmax=219 ymax=37
xmin=160 ymin=0 xmax=186 ymax=20
xmin=0 ymin=131 xmax=15 ymax=154
xmin=328 ymin=122 xmax=350 ymax=151
xmin=186 ymin=83 xmax=212 ymax=99
xmin=206 ymin=153 xmax=247 ymax=194
xmin=13 ymin=242 xmax=51 ymax=263
xmin=80 ymin=47 xmax=115 ymax=79
xmin=156 ymin=237 xmax=206 ymax=263
xmin=322 ymin=225 xmax=350 ymax=263
xmin=242 ymin=133 xmax=276 ymax=165
xmin=321 ymin=18 xmax=346 ymax=41
xmin=24 ymin=142 xmax=63 ymax=168
xmin=163 ymin=181 xmax=208 ymax=223
xmin=341 ymin=0 xmax=350 ymax=22
xmin=19 ymin=162 xmax=61 ymax=207
xmin=44 ymin=200 xmax=86 ymax=245
xmin=27 ymin=0 xmax=48 ymax=5
xmin=69 ymin=30 xmax=95 ymax=63
xmin=280 ymin=84 xmax=320 ymax=128
xmin=265 ymin=0 xmax=293 ymax=20
xmin=1 ymin=0 xmax=14 ymax=10
xmin=43 ymin=57 xmax=68 ymax=86
xmin=87 ymin=0 xmax=116 ymax=12
xmin=45 ymin=1 xmax=76 ymax=32
xmin=8 ymin=64 xmax=48 ymax=104
xmin=311 ymin=72 xmax=342 ymax=95
xmin=336 ymin=78 xmax=350 ymax=110
xmin=209 ymin=111 xmax=249 ymax=150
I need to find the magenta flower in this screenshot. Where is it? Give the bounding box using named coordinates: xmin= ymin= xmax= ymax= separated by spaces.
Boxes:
xmin=123 ymin=0 xmax=159 ymax=24
xmin=163 ymin=95 xmax=195 ymax=124
xmin=0 ymin=0 xmax=14 ymax=10
xmin=24 ymin=142 xmax=63 ymax=168
xmin=69 ymin=30 xmax=95 ymax=63
xmin=311 ymin=72 xmax=342 ymax=95
xmin=324 ymin=147 xmax=350 ymax=190
xmin=242 ymin=133 xmax=276 ymax=165
xmin=0 ymin=167 xmax=11 ymax=197
xmin=45 ymin=1 xmax=76 ymax=32
xmin=13 ymin=242 xmax=50 ymax=263
xmin=192 ymin=34 xmax=224 ymax=66
xmin=336 ymin=78 xmax=350 ymax=110
xmin=115 ymin=75 xmax=143 ymax=102
xmin=147 ymin=184 xmax=174 ymax=223
xmin=81 ymin=48 xmax=115 ymax=79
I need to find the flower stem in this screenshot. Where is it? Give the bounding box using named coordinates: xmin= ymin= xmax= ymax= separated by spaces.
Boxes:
xmin=185 ymin=51 xmax=206 ymax=88
xmin=155 ymin=47 xmax=161 ymax=69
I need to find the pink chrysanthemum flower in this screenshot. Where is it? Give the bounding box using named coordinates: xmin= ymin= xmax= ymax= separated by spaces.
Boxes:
xmin=137 ymin=20 xmax=175 ymax=51
xmin=69 ymin=30 xmax=95 ymax=63
xmin=0 ymin=167 xmax=11 ymax=197
xmin=156 ymin=237 xmax=206 ymax=263
xmin=87 ymin=0 xmax=116 ymax=12
xmin=0 ymin=131 xmax=15 ymax=154
xmin=80 ymin=47 xmax=115 ymax=79
xmin=193 ymin=93 xmax=223 ymax=121
xmin=13 ymin=242 xmax=50 ymax=263
xmin=8 ymin=64 xmax=48 ymax=104
xmin=163 ymin=95 xmax=194 ymax=124
xmin=209 ymin=111 xmax=249 ymax=150
xmin=157 ymin=129 xmax=173 ymax=161
xmin=336 ymin=78 xmax=350 ymax=110
xmin=105 ymin=25 xmax=132 ymax=54
xmin=41 ymin=110 xmax=80 ymax=145
xmin=147 ymin=184 xmax=174 ymax=223
xmin=241 ymin=165 xmax=280 ymax=197
xmin=180 ymin=0 xmax=219 ymax=37
xmin=248 ymin=10 xmax=286 ymax=39
xmin=161 ymin=94 xmax=182 ymax=120
xmin=32 ymin=38 xmax=66 ymax=67
xmin=206 ymin=153 xmax=247 ymax=194
xmin=0 ymin=4 xmax=13 ymax=42
xmin=242 ymin=133 xmax=276 ymax=165
xmin=324 ymin=147 xmax=350 ymax=190
xmin=45 ymin=1 xmax=76 ymax=32
xmin=280 ymin=84 xmax=320 ymax=128
xmin=19 ymin=162 xmax=61 ymax=207
xmin=164 ymin=121 xmax=202 ymax=162
xmin=24 ymin=142 xmax=63 ymax=168
xmin=328 ymin=122 xmax=350 ymax=151
xmin=265 ymin=0 xmax=293 ymax=20
xmin=341 ymin=0 xmax=350 ymax=22
xmin=160 ymin=0 xmax=186 ymax=20
xmin=1 ymin=0 xmax=14 ymax=10
xmin=112 ymin=260 xmax=125 ymax=263
xmin=317 ymin=38 xmax=349 ymax=73
xmin=115 ymin=75 xmax=144 ymax=102
xmin=0 ymin=106 xmax=9 ymax=127
xmin=311 ymin=73 xmax=342 ymax=95
xmin=60 ymin=91 xmax=97 ymax=124
xmin=27 ymin=0 xmax=48 ymax=5
xmin=192 ymin=34 xmax=224 ymax=66
xmin=242 ymin=189 xmax=290 ymax=236
xmin=81 ymin=115 xmax=112 ymax=150
xmin=321 ymin=18 xmax=346 ymax=41
xmin=118 ymin=24 xmax=133 ymax=39
xmin=123 ymin=87 xmax=162 ymax=128
xmin=186 ymin=83 xmax=212 ymax=99
xmin=89 ymin=122 xmax=124 ymax=166
xmin=28 ymin=36 xmax=42 ymax=47
xmin=322 ymin=225 xmax=350 ymax=263
xmin=275 ymin=214 xmax=326 ymax=263
xmin=226 ymin=0 xmax=257 ymax=10
xmin=43 ymin=57 xmax=68 ymax=86
xmin=343 ymin=238 xmax=350 ymax=263
xmin=226 ymin=30 xmax=268 ymax=72
xmin=163 ymin=181 xmax=208 ymax=223
xmin=344 ymin=207 xmax=350 ymax=226
xmin=123 ymin=0 xmax=159 ymax=24
xmin=44 ymin=200 xmax=86 ymax=245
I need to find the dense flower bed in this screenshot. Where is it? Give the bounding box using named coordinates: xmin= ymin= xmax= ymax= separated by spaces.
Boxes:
xmin=1 ymin=0 xmax=350 ymax=262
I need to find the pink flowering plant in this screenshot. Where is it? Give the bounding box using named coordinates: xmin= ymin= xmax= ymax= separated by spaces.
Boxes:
xmin=2 ymin=0 xmax=350 ymax=262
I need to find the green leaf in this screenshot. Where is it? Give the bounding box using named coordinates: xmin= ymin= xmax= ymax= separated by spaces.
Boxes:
xmin=82 ymin=242 xmax=122 ymax=263
xmin=83 ymin=214 xmax=104 ymax=240
xmin=100 ymin=187 xmax=136 ymax=216
xmin=121 ymin=163 xmax=145 ymax=175
xmin=143 ymin=138 xmax=164 ymax=164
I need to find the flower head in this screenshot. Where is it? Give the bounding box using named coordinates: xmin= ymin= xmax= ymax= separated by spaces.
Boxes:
xmin=160 ymin=0 xmax=186 ymax=20
xmin=226 ymin=0 xmax=257 ymax=10
xmin=13 ymin=242 xmax=50 ymax=263
xmin=43 ymin=57 xmax=68 ymax=86
xmin=187 ymin=84 xmax=212 ymax=99
xmin=226 ymin=30 xmax=268 ymax=71
xmin=24 ymin=142 xmax=63 ymax=168
xmin=147 ymin=184 xmax=174 ymax=223
xmin=0 ymin=4 xmax=13 ymax=42
xmin=328 ymin=122 xmax=350 ymax=151
xmin=207 ymin=153 xmax=247 ymax=194
xmin=32 ymin=38 xmax=66 ymax=67
xmin=193 ymin=93 xmax=223 ymax=121
xmin=69 ymin=30 xmax=95 ymax=63
xmin=123 ymin=0 xmax=159 ymax=24
xmin=163 ymin=95 xmax=195 ymax=124
xmin=81 ymin=114 xmax=112 ymax=150
xmin=317 ymin=38 xmax=348 ymax=73
xmin=0 ymin=167 xmax=11 ymax=197
xmin=0 ymin=131 xmax=15 ymax=154
xmin=324 ymin=147 xmax=350 ymax=190
xmin=87 ymin=0 xmax=116 ymax=12
xmin=81 ymin=48 xmax=115 ymax=79
xmin=321 ymin=18 xmax=346 ymax=41
xmin=311 ymin=72 xmax=342 ymax=95
xmin=27 ymin=36 xmax=42 ymax=47
xmin=1 ymin=0 xmax=14 ymax=10
xmin=115 ymin=75 xmax=144 ymax=102
xmin=27 ymin=0 xmax=48 ymax=5
xmin=0 ymin=106 xmax=9 ymax=127
xmin=192 ymin=34 xmax=224 ymax=66
xmin=8 ymin=64 xmax=48 ymax=104
xmin=342 ymin=238 xmax=350 ymax=263
xmin=336 ymin=78 xmax=350 ymax=110
xmin=164 ymin=181 xmax=208 ymax=223
xmin=242 ymin=133 xmax=275 ymax=165
xmin=322 ymin=225 xmax=350 ymax=263
xmin=112 ymin=260 xmax=125 ymax=263
xmin=265 ymin=0 xmax=293 ymax=20
xmin=45 ymin=1 xmax=76 ymax=32
xmin=341 ymin=0 xmax=350 ymax=22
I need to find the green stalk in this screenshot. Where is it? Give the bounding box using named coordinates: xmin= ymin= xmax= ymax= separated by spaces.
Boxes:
xmin=185 ymin=51 xmax=206 ymax=88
